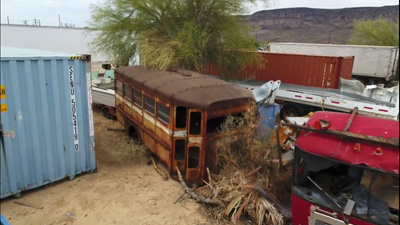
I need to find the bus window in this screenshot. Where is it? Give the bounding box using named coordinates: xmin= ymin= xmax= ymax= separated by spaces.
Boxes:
xmin=157 ymin=103 xmax=170 ymax=124
xmin=188 ymin=146 xmax=200 ymax=168
xmin=116 ymin=80 xmax=123 ymax=95
xmin=144 ymin=95 xmax=155 ymax=114
xmin=207 ymin=113 xmax=244 ymax=133
xmin=189 ymin=112 xmax=201 ymax=135
xmin=133 ymin=90 xmax=142 ymax=107
xmin=174 ymin=139 xmax=186 ymax=160
xmin=124 ymin=85 xmax=132 ymax=101
xmin=175 ymin=106 xmax=187 ymax=129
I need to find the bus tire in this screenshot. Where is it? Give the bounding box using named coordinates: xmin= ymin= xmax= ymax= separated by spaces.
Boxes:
xmin=280 ymin=103 xmax=306 ymax=120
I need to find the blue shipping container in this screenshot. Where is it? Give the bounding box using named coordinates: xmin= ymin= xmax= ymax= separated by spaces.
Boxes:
xmin=0 ymin=46 xmax=96 ymax=199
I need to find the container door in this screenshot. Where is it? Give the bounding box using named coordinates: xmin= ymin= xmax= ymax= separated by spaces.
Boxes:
xmin=186 ymin=110 xmax=203 ymax=184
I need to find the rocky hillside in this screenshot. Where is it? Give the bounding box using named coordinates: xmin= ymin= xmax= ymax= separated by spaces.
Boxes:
xmin=244 ymin=5 xmax=399 ymax=44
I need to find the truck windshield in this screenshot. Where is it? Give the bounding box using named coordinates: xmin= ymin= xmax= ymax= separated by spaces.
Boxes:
xmin=293 ymin=149 xmax=399 ymax=225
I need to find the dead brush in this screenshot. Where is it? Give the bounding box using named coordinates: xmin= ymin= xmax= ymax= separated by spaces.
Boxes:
xmin=109 ymin=136 xmax=148 ymax=163
xmin=187 ymin=103 xmax=293 ymax=225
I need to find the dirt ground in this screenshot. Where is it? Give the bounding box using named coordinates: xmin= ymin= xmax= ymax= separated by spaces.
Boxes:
xmin=0 ymin=107 xmax=212 ymax=225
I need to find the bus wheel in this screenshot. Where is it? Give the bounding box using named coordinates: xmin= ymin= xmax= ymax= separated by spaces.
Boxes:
xmin=102 ymin=107 xmax=112 ymax=119
xmin=280 ymin=103 xmax=306 ymax=120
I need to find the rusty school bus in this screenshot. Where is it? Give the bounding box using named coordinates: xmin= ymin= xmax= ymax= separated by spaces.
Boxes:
xmin=114 ymin=66 xmax=255 ymax=184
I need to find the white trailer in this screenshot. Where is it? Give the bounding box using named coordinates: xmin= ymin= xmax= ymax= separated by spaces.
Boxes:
xmin=267 ymin=43 xmax=399 ymax=82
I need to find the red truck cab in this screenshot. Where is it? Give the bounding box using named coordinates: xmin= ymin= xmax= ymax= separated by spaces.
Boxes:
xmin=291 ymin=111 xmax=399 ymax=225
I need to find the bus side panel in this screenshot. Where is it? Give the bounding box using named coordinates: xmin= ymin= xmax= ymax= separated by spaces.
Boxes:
xmin=116 ymin=94 xmax=125 ymax=127
xmin=154 ymin=121 xmax=172 ymax=172
xmin=123 ymin=101 xmax=133 ymax=118
xmin=116 ymin=110 xmax=125 ymax=127
xmin=142 ymin=132 xmax=156 ymax=154
xmin=143 ymin=112 xmax=156 ymax=133
xmin=155 ymin=121 xmax=171 ymax=146
xmin=131 ymin=104 xmax=143 ymax=124
xmin=154 ymin=143 xmax=171 ymax=172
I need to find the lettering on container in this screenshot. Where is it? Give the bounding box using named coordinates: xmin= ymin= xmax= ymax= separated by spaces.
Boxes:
xmin=69 ymin=66 xmax=79 ymax=151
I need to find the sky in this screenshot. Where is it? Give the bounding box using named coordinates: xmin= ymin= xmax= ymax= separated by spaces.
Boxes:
xmin=1 ymin=0 xmax=399 ymax=28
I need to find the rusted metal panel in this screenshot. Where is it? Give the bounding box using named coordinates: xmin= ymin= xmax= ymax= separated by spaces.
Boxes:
xmin=154 ymin=143 xmax=171 ymax=171
xmin=155 ymin=125 xmax=170 ymax=146
xmin=143 ymin=114 xmax=155 ymax=132
xmin=201 ymin=52 xmax=354 ymax=89
xmin=116 ymin=110 xmax=125 ymax=126
xmin=295 ymin=111 xmax=399 ymax=174
xmin=132 ymin=110 xmax=142 ymax=123
xmin=115 ymin=66 xmax=254 ymax=109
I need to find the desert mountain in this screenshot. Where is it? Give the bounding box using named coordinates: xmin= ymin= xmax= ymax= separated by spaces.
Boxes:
xmin=244 ymin=5 xmax=399 ymax=44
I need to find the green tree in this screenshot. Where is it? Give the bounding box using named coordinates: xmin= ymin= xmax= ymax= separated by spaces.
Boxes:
xmin=349 ymin=18 xmax=399 ymax=46
xmin=89 ymin=0 xmax=265 ymax=78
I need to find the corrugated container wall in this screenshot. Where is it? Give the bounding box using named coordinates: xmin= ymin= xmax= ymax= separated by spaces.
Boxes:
xmin=0 ymin=49 xmax=96 ymax=199
xmin=201 ymin=52 xmax=354 ymax=89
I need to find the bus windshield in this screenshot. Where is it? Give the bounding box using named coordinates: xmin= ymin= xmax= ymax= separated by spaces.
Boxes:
xmin=293 ymin=149 xmax=399 ymax=225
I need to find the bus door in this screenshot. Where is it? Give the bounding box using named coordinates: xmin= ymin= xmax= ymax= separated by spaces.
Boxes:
xmin=186 ymin=110 xmax=203 ymax=184
xmin=172 ymin=106 xmax=188 ymax=175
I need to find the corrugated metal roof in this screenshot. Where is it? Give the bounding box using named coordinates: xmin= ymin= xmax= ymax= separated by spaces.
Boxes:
xmin=115 ymin=66 xmax=255 ymax=110
xmin=1 ymin=45 xmax=81 ymax=58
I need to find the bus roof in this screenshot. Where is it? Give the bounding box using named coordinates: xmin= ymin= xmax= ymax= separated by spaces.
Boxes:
xmin=296 ymin=111 xmax=399 ymax=174
xmin=115 ymin=66 xmax=254 ymax=110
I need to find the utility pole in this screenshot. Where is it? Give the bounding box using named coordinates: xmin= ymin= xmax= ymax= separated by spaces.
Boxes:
xmin=7 ymin=16 xmax=9 ymax=24
xmin=58 ymin=14 xmax=61 ymax=27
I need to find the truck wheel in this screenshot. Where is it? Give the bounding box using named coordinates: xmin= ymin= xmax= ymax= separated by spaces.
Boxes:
xmin=280 ymin=103 xmax=306 ymax=120
xmin=102 ymin=107 xmax=112 ymax=119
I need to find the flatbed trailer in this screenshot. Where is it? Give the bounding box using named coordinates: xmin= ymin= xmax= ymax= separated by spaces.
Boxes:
xmin=238 ymin=81 xmax=399 ymax=120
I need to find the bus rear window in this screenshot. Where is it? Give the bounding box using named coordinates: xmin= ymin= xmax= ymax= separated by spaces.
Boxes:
xmin=175 ymin=107 xmax=187 ymax=129
xmin=188 ymin=146 xmax=200 ymax=168
xmin=207 ymin=114 xmax=244 ymax=133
